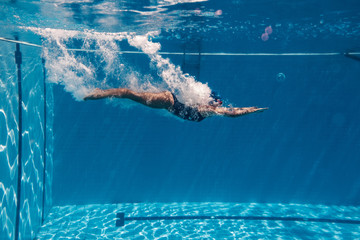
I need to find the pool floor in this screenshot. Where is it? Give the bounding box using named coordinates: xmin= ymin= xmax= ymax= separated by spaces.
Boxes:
xmin=35 ymin=202 xmax=360 ymax=239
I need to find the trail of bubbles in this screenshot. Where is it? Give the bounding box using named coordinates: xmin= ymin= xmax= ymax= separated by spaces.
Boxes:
xmin=25 ymin=27 xmax=212 ymax=106
xmin=26 ymin=28 xmax=124 ymax=100
xmin=127 ymin=33 xmax=212 ymax=105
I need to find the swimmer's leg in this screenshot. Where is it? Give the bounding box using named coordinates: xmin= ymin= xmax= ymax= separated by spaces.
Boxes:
xmin=84 ymin=88 xmax=174 ymax=109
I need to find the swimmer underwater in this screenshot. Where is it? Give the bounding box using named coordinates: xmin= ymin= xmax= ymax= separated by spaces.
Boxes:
xmin=84 ymin=88 xmax=268 ymax=122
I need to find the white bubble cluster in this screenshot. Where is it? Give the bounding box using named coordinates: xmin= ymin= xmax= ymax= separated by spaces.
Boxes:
xmin=26 ymin=27 xmax=212 ymax=106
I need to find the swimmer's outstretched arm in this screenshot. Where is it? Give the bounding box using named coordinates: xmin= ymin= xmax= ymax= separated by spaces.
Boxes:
xmin=198 ymin=106 xmax=268 ymax=118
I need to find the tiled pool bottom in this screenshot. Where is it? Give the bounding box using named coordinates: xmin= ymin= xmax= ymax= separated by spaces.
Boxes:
xmin=35 ymin=203 xmax=360 ymax=239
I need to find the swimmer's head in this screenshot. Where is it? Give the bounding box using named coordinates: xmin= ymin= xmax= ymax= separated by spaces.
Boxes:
xmin=209 ymin=91 xmax=223 ymax=106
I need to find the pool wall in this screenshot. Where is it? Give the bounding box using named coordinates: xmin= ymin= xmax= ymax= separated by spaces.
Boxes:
xmin=0 ymin=34 xmax=54 ymax=240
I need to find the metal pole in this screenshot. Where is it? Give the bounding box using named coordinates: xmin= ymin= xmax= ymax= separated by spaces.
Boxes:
xmin=41 ymin=58 xmax=47 ymax=224
xmin=14 ymin=36 xmax=23 ymax=240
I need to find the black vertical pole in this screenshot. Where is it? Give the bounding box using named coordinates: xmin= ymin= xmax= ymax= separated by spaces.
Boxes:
xmin=41 ymin=58 xmax=47 ymax=224
xmin=198 ymin=40 xmax=201 ymax=81
xmin=14 ymin=37 xmax=23 ymax=240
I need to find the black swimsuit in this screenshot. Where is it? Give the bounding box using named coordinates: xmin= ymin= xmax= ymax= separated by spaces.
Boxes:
xmin=168 ymin=93 xmax=205 ymax=122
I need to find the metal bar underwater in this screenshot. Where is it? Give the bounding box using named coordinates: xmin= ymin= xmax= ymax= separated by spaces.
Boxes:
xmin=41 ymin=58 xmax=47 ymax=224
xmin=115 ymin=213 xmax=360 ymax=227
xmin=14 ymin=36 xmax=23 ymax=240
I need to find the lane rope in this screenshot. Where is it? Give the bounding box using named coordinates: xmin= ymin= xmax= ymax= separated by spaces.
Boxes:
xmin=1 ymin=36 xmax=359 ymax=56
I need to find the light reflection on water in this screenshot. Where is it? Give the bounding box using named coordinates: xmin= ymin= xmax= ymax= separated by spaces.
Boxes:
xmin=36 ymin=202 xmax=360 ymax=239
xmin=0 ymin=46 xmax=19 ymax=240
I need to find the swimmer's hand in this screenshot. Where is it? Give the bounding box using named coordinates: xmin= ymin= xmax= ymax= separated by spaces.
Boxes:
xmin=225 ymin=106 xmax=268 ymax=117
xmin=199 ymin=106 xmax=268 ymax=118
xmin=251 ymin=107 xmax=269 ymax=113
xmin=84 ymin=88 xmax=105 ymax=101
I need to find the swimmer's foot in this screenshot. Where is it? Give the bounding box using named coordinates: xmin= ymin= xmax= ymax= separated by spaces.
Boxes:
xmin=84 ymin=88 xmax=106 ymax=100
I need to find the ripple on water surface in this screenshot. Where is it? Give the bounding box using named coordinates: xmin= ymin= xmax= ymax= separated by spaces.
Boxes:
xmin=0 ymin=109 xmax=7 ymax=152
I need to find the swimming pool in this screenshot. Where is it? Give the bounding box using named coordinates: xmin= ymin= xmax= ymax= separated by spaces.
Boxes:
xmin=1 ymin=0 xmax=360 ymax=239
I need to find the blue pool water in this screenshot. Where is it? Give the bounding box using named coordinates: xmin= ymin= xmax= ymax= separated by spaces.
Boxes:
xmin=1 ymin=0 xmax=360 ymax=239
